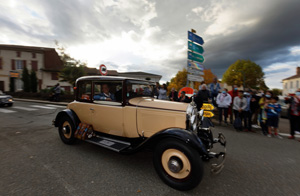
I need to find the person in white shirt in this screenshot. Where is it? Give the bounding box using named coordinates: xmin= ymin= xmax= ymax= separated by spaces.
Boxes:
xmin=216 ymin=88 xmax=232 ymax=125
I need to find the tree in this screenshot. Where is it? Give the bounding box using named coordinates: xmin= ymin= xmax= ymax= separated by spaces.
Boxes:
xmin=222 ymin=59 xmax=266 ymax=89
xmin=272 ymin=88 xmax=282 ymax=96
xmin=22 ymin=67 xmax=31 ymax=92
xmin=203 ymin=69 xmax=217 ymax=84
xmin=167 ymin=68 xmax=218 ymax=92
xmin=30 ymin=70 xmax=38 ymax=93
xmin=167 ymin=68 xmax=188 ymax=92
xmin=55 ymin=42 xmax=86 ymax=87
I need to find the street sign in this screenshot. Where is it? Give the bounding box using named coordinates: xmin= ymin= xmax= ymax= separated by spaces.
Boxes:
xmin=99 ymin=64 xmax=107 ymax=76
xmin=10 ymin=71 xmax=20 ymax=78
xmin=187 ymin=74 xmax=204 ymax=82
xmin=187 ymin=67 xmax=204 ymax=75
xmin=178 ymin=87 xmax=194 ymax=98
xmin=187 ymin=61 xmax=204 ymax=70
xmin=188 ymin=51 xmax=204 ymax=63
xmin=188 ymin=41 xmax=204 ymax=54
xmin=188 ymin=31 xmax=204 ymax=45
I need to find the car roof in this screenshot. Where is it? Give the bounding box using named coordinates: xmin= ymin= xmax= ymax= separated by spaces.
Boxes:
xmin=76 ymin=75 xmax=155 ymax=83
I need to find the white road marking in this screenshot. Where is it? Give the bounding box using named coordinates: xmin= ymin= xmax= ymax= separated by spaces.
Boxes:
xmin=30 ymin=105 xmax=56 ymax=110
xmin=13 ymin=106 xmax=38 ymax=111
xmin=279 ymin=133 xmax=300 ymax=138
xmin=45 ymin=104 xmax=66 ymax=108
xmin=0 ymin=108 xmax=16 ymax=113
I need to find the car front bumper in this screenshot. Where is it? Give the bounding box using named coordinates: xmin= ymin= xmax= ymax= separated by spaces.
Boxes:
xmin=208 ymin=133 xmax=226 ymax=174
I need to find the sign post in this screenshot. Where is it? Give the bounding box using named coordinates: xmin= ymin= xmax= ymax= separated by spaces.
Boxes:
xmin=187 ymin=29 xmax=205 ymax=88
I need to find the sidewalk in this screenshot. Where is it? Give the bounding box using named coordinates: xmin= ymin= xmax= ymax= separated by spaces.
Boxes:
xmin=212 ymin=118 xmax=300 ymax=139
xmin=14 ymin=98 xmax=69 ymax=106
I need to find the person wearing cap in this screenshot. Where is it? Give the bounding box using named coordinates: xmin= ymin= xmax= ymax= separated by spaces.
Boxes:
xmin=178 ymin=91 xmax=190 ymax=103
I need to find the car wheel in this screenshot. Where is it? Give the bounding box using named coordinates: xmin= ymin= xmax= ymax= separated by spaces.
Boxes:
xmin=58 ymin=116 xmax=76 ymax=145
xmin=7 ymin=103 xmax=13 ymax=107
xmin=153 ymin=139 xmax=203 ymax=191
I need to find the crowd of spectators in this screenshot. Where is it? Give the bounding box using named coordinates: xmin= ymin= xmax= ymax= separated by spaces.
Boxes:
xmin=155 ymin=79 xmax=300 ymax=142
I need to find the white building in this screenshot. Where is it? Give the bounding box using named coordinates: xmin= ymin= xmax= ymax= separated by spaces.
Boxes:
xmin=0 ymin=44 xmax=72 ymax=92
xmin=282 ymin=67 xmax=300 ymax=96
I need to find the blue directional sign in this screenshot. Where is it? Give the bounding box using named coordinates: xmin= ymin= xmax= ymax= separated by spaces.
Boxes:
xmin=188 ymin=41 xmax=204 ymax=54
xmin=188 ymin=31 xmax=204 ymax=45
xmin=188 ymin=51 xmax=204 ymax=63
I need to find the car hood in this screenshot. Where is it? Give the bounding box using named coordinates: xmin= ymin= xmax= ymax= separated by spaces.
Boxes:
xmin=129 ymin=97 xmax=188 ymax=112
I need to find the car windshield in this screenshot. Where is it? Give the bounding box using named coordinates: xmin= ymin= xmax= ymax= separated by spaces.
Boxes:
xmin=126 ymin=80 xmax=155 ymax=98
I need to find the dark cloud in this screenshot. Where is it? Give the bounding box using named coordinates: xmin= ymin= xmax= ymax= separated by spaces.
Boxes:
xmin=204 ymin=0 xmax=300 ymax=78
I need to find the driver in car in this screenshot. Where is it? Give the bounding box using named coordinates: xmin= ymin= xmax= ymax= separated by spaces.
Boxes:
xmin=94 ymin=84 xmax=115 ymax=101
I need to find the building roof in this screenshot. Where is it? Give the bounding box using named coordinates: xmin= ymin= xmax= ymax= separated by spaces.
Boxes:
xmin=282 ymin=74 xmax=300 ymax=81
xmin=0 ymin=44 xmax=54 ymax=53
xmin=0 ymin=44 xmax=63 ymax=72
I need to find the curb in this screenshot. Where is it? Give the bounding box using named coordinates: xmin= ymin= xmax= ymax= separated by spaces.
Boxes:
xmin=14 ymin=98 xmax=69 ymax=106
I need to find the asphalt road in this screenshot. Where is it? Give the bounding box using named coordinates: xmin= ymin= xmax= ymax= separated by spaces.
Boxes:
xmin=0 ymin=101 xmax=300 ymax=196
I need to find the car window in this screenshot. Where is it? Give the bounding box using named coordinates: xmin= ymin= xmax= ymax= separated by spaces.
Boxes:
xmin=93 ymin=81 xmax=123 ymax=103
xmin=78 ymin=81 xmax=92 ymax=102
xmin=126 ymin=81 xmax=155 ymax=99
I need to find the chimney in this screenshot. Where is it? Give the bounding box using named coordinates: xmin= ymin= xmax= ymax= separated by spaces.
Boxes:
xmin=297 ymin=67 xmax=300 ymax=75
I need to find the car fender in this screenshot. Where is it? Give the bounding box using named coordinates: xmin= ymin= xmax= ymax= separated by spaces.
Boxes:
xmin=122 ymin=128 xmax=208 ymax=155
xmin=54 ymin=109 xmax=80 ymax=128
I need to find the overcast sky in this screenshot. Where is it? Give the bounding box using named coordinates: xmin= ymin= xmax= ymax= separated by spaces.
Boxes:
xmin=1 ymin=0 xmax=300 ymax=89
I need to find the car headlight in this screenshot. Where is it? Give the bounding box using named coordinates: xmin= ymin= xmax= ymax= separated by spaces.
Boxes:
xmin=186 ymin=104 xmax=194 ymax=115
xmin=8 ymin=98 xmax=13 ymax=102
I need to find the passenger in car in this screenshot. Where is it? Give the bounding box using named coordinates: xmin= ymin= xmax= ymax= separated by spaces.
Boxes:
xmin=94 ymin=84 xmax=115 ymax=101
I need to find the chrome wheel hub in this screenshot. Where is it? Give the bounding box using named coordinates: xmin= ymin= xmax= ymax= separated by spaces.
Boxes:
xmin=168 ymin=157 xmax=183 ymax=173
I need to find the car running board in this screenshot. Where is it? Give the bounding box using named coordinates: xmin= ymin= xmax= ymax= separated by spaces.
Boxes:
xmin=85 ymin=136 xmax=131 ymax=152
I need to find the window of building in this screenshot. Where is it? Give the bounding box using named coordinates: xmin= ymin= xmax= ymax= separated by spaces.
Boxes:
xmin=290 ymin=81 xmax=293 ymax=88
xmin=16 ymin=51 xmax=21 ymax=57
xmin=285 ymin=83 xmax=287 ymax=89
xmin=0 ymin=58 xmax=2 ymax=69
xmin=31 ymin=61 xmax=38 ymax=71
xmin=297 ymin=81 xmax=299 ymax=89
xmin=15 ymin=60 xmax=23 ymax=70
xmin=32 ymin=53 xmax=36 ymax=58
xmin=51 ymin=72 xmax=58 ymax=80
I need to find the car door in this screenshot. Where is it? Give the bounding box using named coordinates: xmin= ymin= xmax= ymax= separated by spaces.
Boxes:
xmin=91 ymin=81 xmax=124 ymax=136
xmin=68 ymin=81 xmax=93 ymax=125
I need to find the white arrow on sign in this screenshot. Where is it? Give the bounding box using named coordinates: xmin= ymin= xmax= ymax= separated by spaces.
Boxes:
xmin=187 ymin=67 xmax=204 ymax=75
xmin=187 ymin=74 xmax=204 ymax=82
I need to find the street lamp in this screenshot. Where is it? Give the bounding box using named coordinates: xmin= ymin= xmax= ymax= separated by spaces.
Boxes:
xmin=232 ymin=69 xmax=245 ymax=90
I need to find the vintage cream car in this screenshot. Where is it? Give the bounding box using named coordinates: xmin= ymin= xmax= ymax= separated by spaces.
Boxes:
xmin=53 ymin=76 xmax=226 ymax=191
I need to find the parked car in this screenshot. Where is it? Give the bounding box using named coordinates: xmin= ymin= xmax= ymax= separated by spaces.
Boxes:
xmin=53 ymin=76 xmax=226 ymax=191
xmin=0 ymin=90 xmax=14 ymax=107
